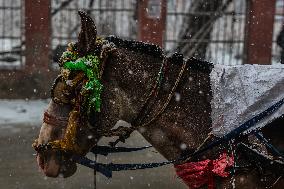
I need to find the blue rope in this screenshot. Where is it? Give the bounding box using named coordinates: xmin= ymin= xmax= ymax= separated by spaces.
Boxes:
xmin=72 ymin=155 xmax=112 ymax=178
xmin=90 ymin=145 xmax=152 ymax=156
xmin=105 ymin=161 xmax=173 ymax=172
xmin=72 ymin=154 xmax=174 ymax=178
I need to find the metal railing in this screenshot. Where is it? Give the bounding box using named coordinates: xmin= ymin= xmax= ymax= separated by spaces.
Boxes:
xmin=272 ymin=0 xmax=284 ymax=64
xmin=165 ymin=0 xmax=246 ymax=65
xmin=1 ymin=0 xmax=281 ymax=69
xmin=0 ymin=0 xmax=24 ymax=69
xmin=51 ymin=0 xmax=137 ymax=64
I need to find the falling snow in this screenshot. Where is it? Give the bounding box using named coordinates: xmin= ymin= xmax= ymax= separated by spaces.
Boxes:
xmin=0 ymin=0 xmax=283 ymax=188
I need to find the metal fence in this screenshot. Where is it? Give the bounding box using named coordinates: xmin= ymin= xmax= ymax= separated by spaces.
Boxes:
xmin=0 ymin=0 xmax=282 ymax=69
xmin=0 ymin=0 xmax=24 ymax=69
xmin=51 ymin=0 xmax=137 ymax=64
xmin=165 ymin=0 xmax=247 ymax=65
xmin=272 ymin=0 xmax=284 ymax=64
xmin=51 ymin=0 xmax=247 ymax=65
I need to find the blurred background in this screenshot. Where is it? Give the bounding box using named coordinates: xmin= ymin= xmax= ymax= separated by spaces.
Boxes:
xmin=0 ymin=0 xmax=283 ymax=98
xmin=0 ymin=0 xmax=282 ymax=188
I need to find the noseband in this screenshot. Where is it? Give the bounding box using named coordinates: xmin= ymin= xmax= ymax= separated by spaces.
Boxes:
xmin=32 ymin=110 xmax=69 ymax=153
xmin=43 ymin=111 xmax=68 ymax=128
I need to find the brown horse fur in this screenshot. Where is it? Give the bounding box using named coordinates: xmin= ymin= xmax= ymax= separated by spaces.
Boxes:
xmin=35 ymin=11 xmax=284 ymax=188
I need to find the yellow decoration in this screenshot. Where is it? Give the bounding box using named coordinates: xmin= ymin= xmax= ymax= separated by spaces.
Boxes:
xmin=48 ymin=109 xmax=86 ymax=155
xmin=61 ymin=68 xmax=70 ymax=80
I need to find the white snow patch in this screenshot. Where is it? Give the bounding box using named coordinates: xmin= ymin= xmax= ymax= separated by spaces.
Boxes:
xmin=0 ymin=99 xmax=49 ymax=126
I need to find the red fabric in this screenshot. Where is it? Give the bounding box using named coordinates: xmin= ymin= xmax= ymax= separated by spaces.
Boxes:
xmin=174 ymin=153 xmax=234 ymax=189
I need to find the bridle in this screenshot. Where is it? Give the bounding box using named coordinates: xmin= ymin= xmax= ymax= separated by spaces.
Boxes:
xmin=32 ymin=39 xmax=124 ymax=155
xmin=32 ymin=111 xmax=68 ymax=153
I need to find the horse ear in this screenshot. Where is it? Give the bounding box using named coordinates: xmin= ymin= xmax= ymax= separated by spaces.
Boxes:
xmin=77 ymin=10 xmax=97 ymax=56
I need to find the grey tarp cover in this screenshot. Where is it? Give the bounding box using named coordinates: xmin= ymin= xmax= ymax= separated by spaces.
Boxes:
xmin=210 ymin=64 xmax=284 ymax=137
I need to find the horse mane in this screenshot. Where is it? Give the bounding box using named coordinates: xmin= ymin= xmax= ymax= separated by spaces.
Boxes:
xmin=105 ymin=35 xmax=164 ymax=58
xmin=187 ymin=57 xmax=214 ymax=73
xmin=105 ymin=35 xmax=213 ymax=73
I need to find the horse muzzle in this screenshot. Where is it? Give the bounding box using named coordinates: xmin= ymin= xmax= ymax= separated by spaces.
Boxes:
xmin=37 ymin=150 xmax=77 ymax=178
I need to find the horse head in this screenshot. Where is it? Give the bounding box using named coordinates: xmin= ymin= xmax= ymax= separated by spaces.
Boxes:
xmin=34 ymin=11 xmax=100 ymax=178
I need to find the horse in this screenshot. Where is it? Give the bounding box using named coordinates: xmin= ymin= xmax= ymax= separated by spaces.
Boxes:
xmin=33 ymin=11 xmax=284 ymax=188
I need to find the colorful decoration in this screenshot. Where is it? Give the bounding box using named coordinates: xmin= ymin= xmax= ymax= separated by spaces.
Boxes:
xmin=48 ymin=110 xmax=85 ymax=155
xmin=175 ymin=153 xmax=234 ymax=189
xmin=60 ymin=42 xmax=103 ymax=113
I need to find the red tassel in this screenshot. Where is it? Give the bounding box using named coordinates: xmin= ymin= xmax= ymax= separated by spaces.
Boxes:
xmin=175 ymin=153 xmax=234 ymax=189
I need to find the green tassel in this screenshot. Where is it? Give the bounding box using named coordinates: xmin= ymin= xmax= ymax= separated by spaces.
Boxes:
xmin=63 ymin=54 xmax=103 ymax=113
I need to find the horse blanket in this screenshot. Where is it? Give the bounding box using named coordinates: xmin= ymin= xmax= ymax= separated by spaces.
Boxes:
xmin=210 ymin=64 xmax=284 ymax=137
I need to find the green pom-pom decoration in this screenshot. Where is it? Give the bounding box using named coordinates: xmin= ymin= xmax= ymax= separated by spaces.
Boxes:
xmin=62 ymin=53 xmax=103 ymax=113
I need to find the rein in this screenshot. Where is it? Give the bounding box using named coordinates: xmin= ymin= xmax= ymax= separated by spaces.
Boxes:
xmin=71 ymin=97 xmax=284 ymax=179
xmin=32 ymin=111 xmax=69 ymax=152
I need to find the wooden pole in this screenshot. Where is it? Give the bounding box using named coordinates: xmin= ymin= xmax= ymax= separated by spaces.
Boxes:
xmin=0 ymin=0 xmax=53 ymax=98
xmin=138 ymin=0 xmax=167 ymax=47
xmin=245 ymin=0 xmax=276 ymax=65
xmin=25 ymin=0 xmax=51 ymax=72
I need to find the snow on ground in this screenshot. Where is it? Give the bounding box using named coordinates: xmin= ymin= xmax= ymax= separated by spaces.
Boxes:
xmin=0 ymin=99 xmax=49 ymax=126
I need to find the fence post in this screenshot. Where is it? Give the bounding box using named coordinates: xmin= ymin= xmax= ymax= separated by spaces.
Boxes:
xmin=25 ymin=0 xmax=51 ymax=72
xmin=0 ymin=0 xmax=53 ymax=98
xmin=21 ymin=0 xmax=53 ymax=98
xmin=25 ymin=0 xmax=53 ymax=97
xmin=244 ymin=0 xmax=276 ymax=65
xmin=137 ymin=0 xmax=167 ymax=47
